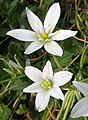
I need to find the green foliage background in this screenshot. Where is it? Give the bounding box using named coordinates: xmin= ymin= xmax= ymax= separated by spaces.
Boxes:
xmin=0 ymin=0 xmax=88 ymax=119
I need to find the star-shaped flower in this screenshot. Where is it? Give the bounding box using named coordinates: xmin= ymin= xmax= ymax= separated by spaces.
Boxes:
xmin=23 ymin=61 xmax=73 ymax=112
xmin=71 ymin=81 xmax=88 ymax=118
xmin=7 ymin=3 xmax=77 ymax=56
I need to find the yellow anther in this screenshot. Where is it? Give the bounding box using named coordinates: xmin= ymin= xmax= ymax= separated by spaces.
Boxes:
xmin=41 ymin=32 xmax=48 ymax=40
xmin=43 ymin=81 xmax=51 ymax=89
xmin=36 ymin=40 xmax=39 ymax=43
xmin=48 ymin=24 xmax=51 ymax=27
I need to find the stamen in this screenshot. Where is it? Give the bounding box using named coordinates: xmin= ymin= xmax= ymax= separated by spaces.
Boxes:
xmin=45 ymin=39 xmax=51 ymax=42
xmin=36 ymin=39 xmax=39 ymax=43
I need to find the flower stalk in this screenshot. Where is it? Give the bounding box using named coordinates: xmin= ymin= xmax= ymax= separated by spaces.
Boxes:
xmin=56 ymin=90 xmax=73 ymax=120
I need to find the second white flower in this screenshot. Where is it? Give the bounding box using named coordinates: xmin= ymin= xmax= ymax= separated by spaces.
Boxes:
xmin=23 ymin=60 xmax=73 ymax=112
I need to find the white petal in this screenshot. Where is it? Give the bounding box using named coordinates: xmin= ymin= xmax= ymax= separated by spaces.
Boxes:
xmin=44 ymin=41 xmax=63 ymax=56
xmin=6 ymin=29 xmax=37 ymax=41
xmin=53 ymin=71 xmax=73 ymax=86
xmin=25 ymin=66 xmax=42 ymax=83
xmin=52 ymin=30 xmax=78 ymax=41
xmin=23 ymin=83 xmax=43 ymax=93
xmin=73 ymin=81 xmax=88 ymax=96
xmin=71 ymin=97 xmax=88 ymax=118
xmin=26 ymin=7 xmax=44 ymax=33
xmin=44 ymin=3 xmax=61 ymax=33
xmin=24 ymin=41 xmax=43 ymax=54
xmin=35 ymin=91 xmax=50 ymax=112
xmin=42 ymin=61 xmax=53 ymax=79
xmin=49 ymin=85 xmax=64 ymax=100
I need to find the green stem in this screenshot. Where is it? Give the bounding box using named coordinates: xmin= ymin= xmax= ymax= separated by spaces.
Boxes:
xmin=84 ymin=117 xmax=88 ymax=120
xmin=39 ymin=0 xmax=44 ymax=9
xmin=77 ymin=44 xmax=88 ymax=80
xmin=75 ymin=91 xmax=81 ymax=101
xmin=42 ymin=108 xmax=48 ymax=120
xmin=0 ymin=75 xmax=26 ymax=84
xmin=62 ymin=92 xmax=74 ymax=120
xmin=56 ymin=91 xmax=71 ymax=120
xmin=80 ymin=45 xmax=88 ymax=69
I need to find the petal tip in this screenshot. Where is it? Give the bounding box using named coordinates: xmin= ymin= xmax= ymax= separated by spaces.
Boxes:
xmin=6 ymin=31 xmax=11 ymax=35
xmin=59 ymin=53 xmax=63 ymax=57
xmin=46 ymin=60 xmax=51 ymax=64
xmin=24 ymin=51 xmax=29 ymax=55
xmin=23 ymin=88 xmax=27 ymax=93
xmin=26 ymin=7 xmax=31 ymax=15
xmin=58 ymin=51 xmax=63 ymax=57
xmin=53 ymin=2 xmax=60 ymax=8
xmin=38 ymin=108 xmax=42 ymax=112
xmin=74 ymin=31 xmax=78 ymax=35
xmin=26 ymin=7 xmax=29 ymax=12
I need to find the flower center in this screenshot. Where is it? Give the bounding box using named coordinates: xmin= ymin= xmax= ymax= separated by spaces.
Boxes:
xmin=36 ymin=32 xmax=51 ymax=43
xmin=43 ymin=81 xmax=51 ymax=90
xmin=41 ymin=32 xmax=48 ymax=40
xmin=39 ymin=77 xmax=52 ymax=90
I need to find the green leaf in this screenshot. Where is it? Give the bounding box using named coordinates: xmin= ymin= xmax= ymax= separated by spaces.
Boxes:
xmin=16 ymin=104 xmax=28 ymax=115
xmin=8 ymin=0 xmax=19 ymax=16
xmin=8 ymin=42 xmax=24 ymax=61
xmin=59 ymin=51 xmax=72 ymax=67
xmin=9 ymin=81 xmax=30 ymax=90
xmin=0 ymin=57 xmax=10 ymax=80
xmin=63 ymin=38 xmax=83 ymax=56
xmin=0 ymin=28 xmax=8 ymax=37
xmin=3 ymin=68 xmax=15 ymax=75
xmin=0 ymin=104 xmax=11 ymax=120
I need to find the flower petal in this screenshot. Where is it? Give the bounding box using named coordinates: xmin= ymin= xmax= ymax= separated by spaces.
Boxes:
xmin=49 ymin=85 xmax=64 ymax=100
xmin=25 ymin=66 xmax=42 ymax=83
xmin=73 ymin=81 xmax=88 ymax=96
xmin=24 ymin=41 xmax=43 ymax=54
xmin=44 ymin=41 xmax=63 ymax=56
xmin=23 ymin=83 xmax=43 ymax=93
xmin=71 ymin=97 xmax=88 ymax=118
xmin=42 ymin=61 xmax=53 ymax=79
xmin=6 ymin=29 xmax=37 ymax=41
xmin=35 ymin=91 xmax=50 ymax=112
xmin=53 ymin=71 xmax=73 ymax=86
xmin=52 ymin=30 xmax=78 ymax=41
xmin=26 ymin=7 xmax=44 ymax=33
xmin=44 ymin=3 xmax=61 ymax=33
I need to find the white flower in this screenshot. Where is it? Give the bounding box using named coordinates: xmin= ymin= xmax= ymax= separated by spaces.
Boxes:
xmin=71 ymin=81 xmax=88 ymax=118
xmin=6 ymin=3 xmax=77 ymax=56
xmin=23 ymin=60 xmax=73 ymax=112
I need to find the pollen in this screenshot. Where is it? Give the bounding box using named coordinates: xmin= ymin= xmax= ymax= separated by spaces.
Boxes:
xmin=41 ymin=32 xmax=48 ymax=40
